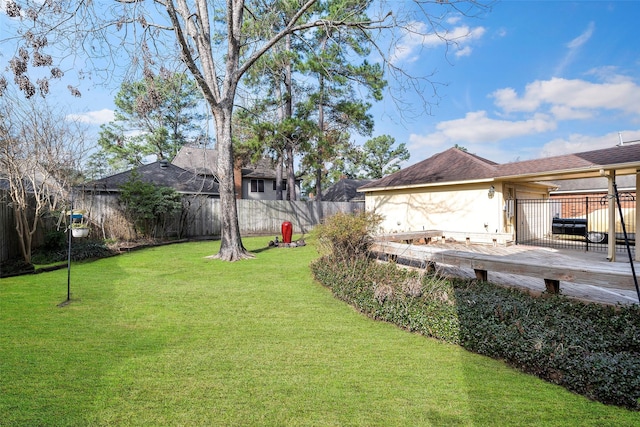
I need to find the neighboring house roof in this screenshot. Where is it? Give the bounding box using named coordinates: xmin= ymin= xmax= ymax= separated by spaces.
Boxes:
xmin=172 ymin=145 xmax=297 ymax=181
xmin=82 ymin=161 xmax=219 ymax=195
xmin=241 ymin=157 xmax=280 ymax=180
xmin=322 ymin=178 xmax=373 ymax=202
xmin=172 ymin=145 xmax=219 ymax=177
xmin=551 ymin=175 xmax=636 ymax=194
xmin=496 ymin=144 xmax=640 ymax=178
xmin=360 ymin=144 xmax=640 ymax=192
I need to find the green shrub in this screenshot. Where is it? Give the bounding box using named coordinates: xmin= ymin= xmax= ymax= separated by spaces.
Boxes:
xmin=311 ymin=256 xmax=640 ymax=409
xmin=32 ymin=239 xmax=116 ymax=264
xmin=42 ymin=229 xmax=67 ymax=251
xmin=118 ymin=171 xmax=182 ymax=238
xmin=315 ymin=210 xmax=382 ymax=262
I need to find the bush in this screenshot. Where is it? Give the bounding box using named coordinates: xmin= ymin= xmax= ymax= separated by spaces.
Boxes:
xmin=118 ymin=171 xmax=182 ymax=238
xmin=311 ymin=256 xmax=640 ymax=409
xmin=31 ymin=239 xmax=116 ymax=264
xmin=315 ymin=210 xmax=382 ymax=262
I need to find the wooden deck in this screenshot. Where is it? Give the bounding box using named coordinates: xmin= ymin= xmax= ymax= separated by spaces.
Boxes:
xmin=371 ymin=239 xmax=640 ymax=306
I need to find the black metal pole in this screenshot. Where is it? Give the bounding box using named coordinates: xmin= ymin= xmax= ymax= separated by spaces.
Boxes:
xmin=66 ymin=200 xmax=72 ymax=302
xmin=613 ymin=182 xmax=640 ymax=303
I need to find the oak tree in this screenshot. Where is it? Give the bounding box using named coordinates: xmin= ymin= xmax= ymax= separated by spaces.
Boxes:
xmin=1 ymin=0 xmax=490 ymax=261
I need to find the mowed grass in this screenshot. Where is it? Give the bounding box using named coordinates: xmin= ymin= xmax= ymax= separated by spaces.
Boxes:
xmin=1 ymin=237 xmax=639 ymax=426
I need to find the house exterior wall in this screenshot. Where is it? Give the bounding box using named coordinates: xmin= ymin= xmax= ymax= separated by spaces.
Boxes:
xmin=364 ymin=182 xmax=509 ymax=234
xmin=364 ymin=181 xmax=550 ymax=237
xmin=241 ymin=178 xmax=301 ymax=201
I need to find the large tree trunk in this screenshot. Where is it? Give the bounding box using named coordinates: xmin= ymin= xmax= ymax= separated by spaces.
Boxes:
xmin=286 ymin=144 xmax=296 ymax=201
xmin=275 ymin=80 xmax=284 ymax=201
xmin=209 ymin=104 xmax=253 ymax=261
xmin=15 ymin=209 xmax=32 ymax=265
xmin=284 ymin=34 xmax=297 ymax=201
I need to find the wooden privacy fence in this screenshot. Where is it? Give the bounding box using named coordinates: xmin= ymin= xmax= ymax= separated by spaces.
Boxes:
xmin=69 ymin=193 xmax=364 ymax=241
xmin=1 ymin=191 xmax=363 ymax=262
xmin=75 ymin=194 xmax=363 ymax=239
xmin=0 ymin=189 xmax=20 ymax=262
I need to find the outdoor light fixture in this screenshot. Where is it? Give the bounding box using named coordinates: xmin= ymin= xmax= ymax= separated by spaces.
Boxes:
xmin=488 ymin=185 xmax=495 ymax=199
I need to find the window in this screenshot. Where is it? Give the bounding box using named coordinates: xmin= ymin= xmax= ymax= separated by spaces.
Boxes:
xmin=251 ymin=179 xmax=264 ymax=193
xmin=272 ymin=180 xmax=287 ymax=191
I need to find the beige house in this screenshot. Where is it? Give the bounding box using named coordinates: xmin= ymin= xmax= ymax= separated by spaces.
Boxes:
xmin=359 ymin=145 xmax=640 ymax=261
xmin=358 ymin=147 xmax=551 ymax=236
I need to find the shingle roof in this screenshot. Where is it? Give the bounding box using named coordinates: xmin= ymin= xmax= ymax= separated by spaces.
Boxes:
xmin=241 ymin=157 xmax=279 ymax=179
xmin=359 ymin=147 xmax=498 ymax=190
xmin=82 ymin=161 xmax=219 ymax=195
xmin=172 ymin=145 xmax=295 ymax=179
xmin=360 ymin=144 xmax=640 ymax=191
xmin=322 ymin=178 xmax=373 ymax=202
xmin=172 ymin=146 xmax=219 ymax=177
xmin=497 ymin=143 xmax=640 ymax=177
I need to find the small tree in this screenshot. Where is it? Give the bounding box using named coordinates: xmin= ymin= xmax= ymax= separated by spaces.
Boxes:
xmin=357 ymin=135 xmax=410 ymax=179
xmin=118 ymin=172 xmax=182 ymax=239
xmin=97 ymin=70 xmax=206 ymax=171
xmin=0 ymin=92 xmax=86 ymax=264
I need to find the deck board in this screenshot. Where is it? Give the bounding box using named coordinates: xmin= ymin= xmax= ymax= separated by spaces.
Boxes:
xmin=371 ymin=240 xmax=640 ymax=305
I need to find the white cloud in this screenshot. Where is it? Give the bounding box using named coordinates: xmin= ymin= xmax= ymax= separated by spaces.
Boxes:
xmin=438 ymin=111 xmax=556 ymax=142
xmin=555 ymin=22 xmax=595 ymax=76
xmin=391 ymin=21 xmax=485 ymax=63
xmin=567 ymin=22 xmax=595 ymax=49
xmin=66 ymin=109 xmax=114 ymax=125
xmin=491 ymin=76 xmax=640 ymax=118
xmin=455 ymin=46 xmax=473 ymax=58
xmin=408 ymin=111 xmax=557 ymax=150
xmin=539 ymin=129 xmax=640 ymax=157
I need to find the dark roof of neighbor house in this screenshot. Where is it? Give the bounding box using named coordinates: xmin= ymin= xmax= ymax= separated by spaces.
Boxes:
xmin=360 ymin=144 xmax=640 ymax=192
xmin=172 ymin=146 xmax=219 ymax=177
xmin=322 ymin=178 xmax=373 ymax=202
xmin=172 ymin=145 xmax=296 ymax=180
xmin=241 ymin=157 xmax=280 ymax=180
xmin=82 ymin=161 xmax=219 ymax=195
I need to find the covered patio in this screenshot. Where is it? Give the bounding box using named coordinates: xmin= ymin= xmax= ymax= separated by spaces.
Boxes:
xmin=496 ymin=143 xmax=640 ymax=262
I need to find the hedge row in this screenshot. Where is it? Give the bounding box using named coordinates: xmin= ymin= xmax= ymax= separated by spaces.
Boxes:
xmin=311 ymin=256 xmax=640 ymax=409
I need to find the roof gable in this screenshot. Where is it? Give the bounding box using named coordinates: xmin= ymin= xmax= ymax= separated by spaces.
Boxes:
xmin=172 ymin=145 xmax=293 ymax=179
xmin=172 ymin=146 xmax=219 ymax=177
xmin=361 ymin=144 xmax=640 ymax=192
xmin=359 ymin=148 xmax=498 ymax=190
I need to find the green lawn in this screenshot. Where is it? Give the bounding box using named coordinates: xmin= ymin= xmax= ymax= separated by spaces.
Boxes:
xmin=1 ymin=237 xmax=638 ymax=426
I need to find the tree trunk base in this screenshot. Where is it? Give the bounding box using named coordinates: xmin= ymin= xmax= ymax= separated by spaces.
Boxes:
xmin=206 ymin=248 xmax=255 ymax=262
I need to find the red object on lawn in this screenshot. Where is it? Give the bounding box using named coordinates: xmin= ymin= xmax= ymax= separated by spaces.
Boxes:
xmin=281 ymin=221 xmax=292 ymax=244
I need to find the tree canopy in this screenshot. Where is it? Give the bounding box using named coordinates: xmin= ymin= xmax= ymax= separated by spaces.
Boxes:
xmin=1 ymin=0 xmax=491 ymax=261
xmin=0 ymin=91 xmax=87 ymax=264
xmin=95 ymin=70 xmax=206 ymax=174
xmin=357 ymin=135 xmax=410 ymax=179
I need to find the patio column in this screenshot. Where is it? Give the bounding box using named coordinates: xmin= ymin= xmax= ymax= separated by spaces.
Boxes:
xmin=608 ymin=171 xmax=616 ymax=262
xmin=636 ymin=171 xmax=640 ymax=262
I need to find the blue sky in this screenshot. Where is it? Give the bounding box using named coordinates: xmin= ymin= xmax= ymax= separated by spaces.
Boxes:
xmin=2 ymin=1 xmax=640 ymax=168
xmin=371 ymin=1 xmax=640 ymax=165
